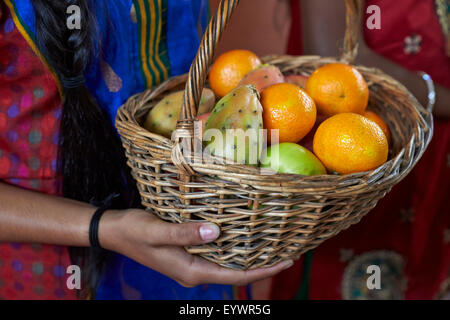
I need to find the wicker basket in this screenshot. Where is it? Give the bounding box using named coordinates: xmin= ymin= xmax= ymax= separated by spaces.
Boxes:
xmin=116 ymin=0 xmax=434 ymax=270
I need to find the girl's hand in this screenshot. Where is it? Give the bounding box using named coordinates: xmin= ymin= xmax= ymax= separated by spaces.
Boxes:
xmin=100 ymin=209 xmax=293 ymax=288
xmin=0 ymin=182 xmax=292 ymax=287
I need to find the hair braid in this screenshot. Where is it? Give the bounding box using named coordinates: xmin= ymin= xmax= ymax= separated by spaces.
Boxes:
xmin=32 ymin=0 xmax=139 ymax=296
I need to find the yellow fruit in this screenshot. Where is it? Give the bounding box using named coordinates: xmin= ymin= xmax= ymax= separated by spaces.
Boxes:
xmin=306 ymin=63 xmax=369 ymax=116
xmin=209 ymin=50 xmax=262 ymax=97
xmin=362 ymin=110 xmax=391 ymax=143
xmin=261 ymin=83 xmax=316 ymax=144
xmin=313 ymin=113 xmax=388 ymax=174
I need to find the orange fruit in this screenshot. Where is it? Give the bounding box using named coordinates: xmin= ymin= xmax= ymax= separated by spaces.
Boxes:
xmin=261 ymin=83 xmax=317 ymax=144
xmin=209 ymin=50 xmax=262 ymax=97
xmin=313 ymin=113 xmax=388 ymax=174
xmin=305 ymin=63 xmax=369 ymax=116
xmin=362 ymin=110 xmax=391 ymax=142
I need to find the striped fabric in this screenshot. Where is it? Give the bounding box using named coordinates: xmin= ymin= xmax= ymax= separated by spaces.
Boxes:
xmin=133 ymin=0 xmax=170 ymax=87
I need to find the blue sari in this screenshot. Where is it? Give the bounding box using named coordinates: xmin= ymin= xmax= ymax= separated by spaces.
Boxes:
xmin=7 ymin=0 xmax=233 ymax=300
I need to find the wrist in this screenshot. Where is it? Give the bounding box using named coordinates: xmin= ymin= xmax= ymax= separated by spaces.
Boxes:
xmin=97 ymin=209 xmax=127 ymax=251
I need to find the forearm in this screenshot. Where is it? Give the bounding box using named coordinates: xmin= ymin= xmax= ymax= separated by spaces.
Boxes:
xmin=0 ymin=184 xmax=290 ymax=286
xmin=0 ymin=181 xmax=95 ymax=246
xmin=357 ymin=45 xmax=450 ymax=119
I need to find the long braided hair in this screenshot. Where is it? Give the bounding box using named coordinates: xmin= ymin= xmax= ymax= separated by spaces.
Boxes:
xmin=32 ymin=0 xmax=139 ymax=297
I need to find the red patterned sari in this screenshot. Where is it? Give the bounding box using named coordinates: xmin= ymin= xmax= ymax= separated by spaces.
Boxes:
xmin=0 ymin=3 xmax=76 ymax=299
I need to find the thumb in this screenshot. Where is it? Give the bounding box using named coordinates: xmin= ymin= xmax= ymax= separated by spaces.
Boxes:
xmin=149 ymin=220 xmax=221 ymax=246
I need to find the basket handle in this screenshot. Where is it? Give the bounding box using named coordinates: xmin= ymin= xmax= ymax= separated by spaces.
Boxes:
xmin=179 ymin=0 xmax=240 ymax=125
xmin=341 ymin=0 xmax=363 ymax=63
xmin=178 ymin=0 xmax=362 ymax=123
xmin=172 ymin=0 xmax=362 ymax=173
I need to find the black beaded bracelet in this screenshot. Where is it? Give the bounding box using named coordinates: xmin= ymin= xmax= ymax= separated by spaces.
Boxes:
xmin=89 ymin=194 xmax=119 ymax=249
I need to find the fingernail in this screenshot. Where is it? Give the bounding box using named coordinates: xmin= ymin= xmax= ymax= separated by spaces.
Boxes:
xmin=199 ymin=224 xmax=220 ymax=242
xmin=281 ymin=260 xmax=294 ymax=270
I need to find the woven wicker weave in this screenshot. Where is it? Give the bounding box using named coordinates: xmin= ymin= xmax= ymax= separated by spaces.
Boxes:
xmin=116 ymin=0 xmax=434 ymax=270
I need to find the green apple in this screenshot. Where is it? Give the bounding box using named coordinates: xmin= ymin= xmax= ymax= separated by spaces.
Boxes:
xmin=260 ymin=142 xmax=326 ymax=176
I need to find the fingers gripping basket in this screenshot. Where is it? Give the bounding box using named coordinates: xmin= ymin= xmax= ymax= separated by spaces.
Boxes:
xmin=116 ymin=0 xmax=434 ymax=270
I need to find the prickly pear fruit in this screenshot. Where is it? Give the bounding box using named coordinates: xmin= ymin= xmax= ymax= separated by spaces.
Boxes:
xmin=285 ymin=75 xmax=308 ymax=89
xmin=204 ymin=85 xmax=263 ymax=165
xmin=238 ymin=64 xmax=284 ymax=93
xmin=143 ymin=88 xmax=216 ymax=138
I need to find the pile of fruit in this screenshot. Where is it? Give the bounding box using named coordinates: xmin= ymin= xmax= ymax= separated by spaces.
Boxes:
xmin=144 ymin=50 xmax=390 ymax=176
